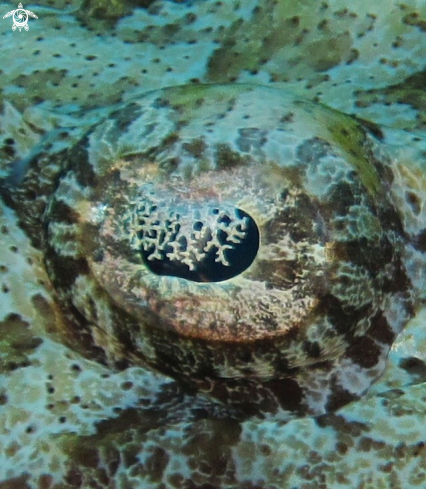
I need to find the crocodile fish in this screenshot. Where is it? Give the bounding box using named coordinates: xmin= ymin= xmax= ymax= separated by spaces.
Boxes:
xmin=2 ymin=0 xmax=426 ymax=487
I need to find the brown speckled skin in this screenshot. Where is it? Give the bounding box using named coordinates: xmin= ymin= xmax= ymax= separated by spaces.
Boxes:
xmin=2 ymin=1 xmax=426 ymax=488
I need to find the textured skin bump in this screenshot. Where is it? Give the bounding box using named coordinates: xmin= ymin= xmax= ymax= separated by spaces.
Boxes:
xmin=2 ymin=1 xmax=426 ymax=488
xmin=3 ymin=83 xmax=413 ymax=421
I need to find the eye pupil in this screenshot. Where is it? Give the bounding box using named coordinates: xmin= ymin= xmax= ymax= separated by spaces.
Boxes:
xmin=133 ymin=204 xmax=259 ymax=283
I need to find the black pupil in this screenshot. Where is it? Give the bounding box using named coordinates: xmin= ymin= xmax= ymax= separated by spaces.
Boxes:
xmin=136 ymin=207 xmax=259 ymax=283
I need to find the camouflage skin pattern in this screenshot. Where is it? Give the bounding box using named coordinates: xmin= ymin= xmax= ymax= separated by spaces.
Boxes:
xmin=2 ymin=0 xmax=426 ymax=487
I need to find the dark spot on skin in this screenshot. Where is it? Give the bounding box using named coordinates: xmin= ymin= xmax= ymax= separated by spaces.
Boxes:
xmin=345 ymin=335 xmax=381 ymax=368
xmin=144 ymin=446 xmax=170 ymax=482
xmin=303 ymin=340 xmax=321 ymax=358
xmin=226 ymin=97 xmax=237 ymax=112
xmin=357 ymin=436 xmax=385 ymax=452
xmin=269 ymin=377 xmax=304 ymax=413
xmin=0 ymin=392 xmax=8 ymax=405
xmin=162 ymin=22 xmax=180 ymax=37
xmin=31 ymin=294 xmax=59 ymax=335
xmin=215 ymin=144 xmax=248 ymax=169
xmin=413 ymin=228 xmax=426 ymax=252
xmin=153 ymin=97 xmax=170 ymax=108
xmin=317 ymin=19 xmax=329 ymax=30
xmin=403 ymin=12 xmax=426 ymax=32
xmin=333 ymin=236 xmax=394 ymax=273
xmin=69 ymin=443 xmax=100 ymax=468
xmin=272 ymin=354 xmax=290 ymax=373
xmin=159 ymin=156 xmax=181 ymax=173
xmin=236 ymin=350 xmax=253 ymax=363
xmin=0 ymin=314 xmax=43 ymax=373
xmin=0 ymin=474 xmax=31 ymax=488
xmin=44 ymin=246 xmax=89 ymax=291
xmin=290 ymin=15 xmax=301 ymax=26
xmin=46 ymin=198 xmax=80 ymax=226
xmin=185 ymin=12 xmax=197 ymax=24
xmin=413 ymin=441 xmax=426 ymax=457
xmin=204 ymin=378 xmax=275 ymax=417
xmin=92 ymin=248 xmax=104 ymax=262
xmin=67 ymin=138 xmax=96 ymax=188
xmin=264 ymin=191 xmax=321 ymax=245
xmin=316 ymin=294 xmax=371 ymax=336
xmin=2 ymin=144 xmax=15 ymax=158
xmin=336 ymin=442 xmax=348 ymax=455
xmin=121 ymin=381 xmax=133 ymax=390
xmin=399 ymin=356 xmax=426 ymax=382
xmin=161 ymin=132 xmax=180 ymax=147
xmin=368 ymin=311 xmax=395 ymax=345
xmin=346 ymin=48 xmax=360 ymax=65
xmin=350 ymin=115 xmax=384 ymax=140
xmin=66 ymin=457 xmax=94 ymax=485
xmin=406 ymin=191 xmax=421 ymax=215
xmin=324 ymin=383 xmax=358 ymax=412
xmin=182 ymin=138 xmax=207 ymax=158
xmin=109 ymin=101 xmax=142 ymax=133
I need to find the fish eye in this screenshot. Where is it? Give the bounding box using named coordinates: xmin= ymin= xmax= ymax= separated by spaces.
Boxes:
xmin=41 ymin=84 xmax=412 ymax=418
xmin=131 ymin=203 xmax=260 ymax=283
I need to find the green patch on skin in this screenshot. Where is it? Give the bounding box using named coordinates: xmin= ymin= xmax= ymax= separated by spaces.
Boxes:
xmin=205 ymin=4 xmax=307 ymax=82
xmin=162 ymin=84 xmax=248 ymax=114
xmin=206 ymin=3 xmax=357 ymax=83
xmin=304 ymin=32 xmax=353 ymax=72
xmin=79 ymin=0 xmax=132 ymax=20
xmin=215 ymin=143 xmax=249 ymax=169
xmin=312 ymin=103 xmax=384 ymax=199
xmin=76 ymin=0 xmax=156 ymax=26
xmin=182 ymin=138 xmax=207 ymax=159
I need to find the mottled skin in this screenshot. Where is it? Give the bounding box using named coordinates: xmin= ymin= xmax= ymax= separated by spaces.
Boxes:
xmin=2 ymin=0 xmax=426 ymax=488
